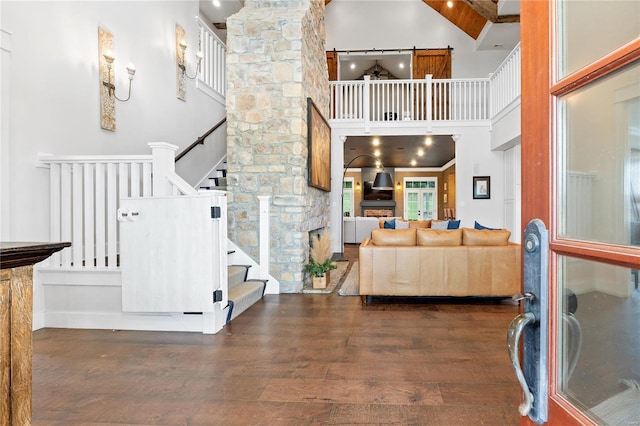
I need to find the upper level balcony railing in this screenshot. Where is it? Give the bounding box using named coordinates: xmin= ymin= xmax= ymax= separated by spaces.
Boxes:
xmin=197 ymin=17 xmax=226 ymax=101
xmin=329 ymin=43 xmax=521 ymax=129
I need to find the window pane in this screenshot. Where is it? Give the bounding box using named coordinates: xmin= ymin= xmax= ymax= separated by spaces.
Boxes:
xmin=407 ymin=192 xmax=418 ymax=220
xmin=558 ymin=61 xmax=640 ymax=246
xmin=343 ymin=181 xmax=352 ymax=189
xmin=343 ymin=193 xmax=350 ymax=212
xmin=556 ymin=255 xmax=640 ymax=424
xmin=556 ymin=0 xmax=639 ymax=79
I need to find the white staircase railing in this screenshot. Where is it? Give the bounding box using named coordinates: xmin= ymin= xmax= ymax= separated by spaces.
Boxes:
xmin=38 ymin=143 xmax=278 ymax=293
xmin=490 ymin=43 xmax=521 ymax=118
xmin=197 ymin=18 xmax=226 ymax=101
xmin=38 ymin=143 xmax=200 ymax=272
xmin=38 ymin=153 xmax=153 ymax=270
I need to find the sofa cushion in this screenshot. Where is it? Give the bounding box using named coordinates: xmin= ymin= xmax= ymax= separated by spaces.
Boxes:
xmin=417 ymin=228 xmax=462 ymax=246
xmin=431 ymin=220 xmax=449 ymax=230
xmin=462 ymin=228 xmax=511 ymax=246
xmin=371 ymin=228 xmax=417 ymax=246
xmin=409 ymin=220 xmax=432 ymax=229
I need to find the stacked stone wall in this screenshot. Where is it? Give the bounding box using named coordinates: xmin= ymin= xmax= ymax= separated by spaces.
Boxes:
xmin=226 ymin=0 xmax=329 ymax=292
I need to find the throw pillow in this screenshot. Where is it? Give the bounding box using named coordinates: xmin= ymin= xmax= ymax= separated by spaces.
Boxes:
xmin=383 ymin=219 xmax=396 ymax=229
xmin=395 ymin=220 xmax=409 ymax=229
xmin=408 ymin=220 xmax=432 ymax=229
xmin=447 ymin=220 xmax=461 ymax=229
xmin=431 ymin=220 xmax=449 ymax=230
xmin=417 ymin=228 xmax=462 ymax=246
xmin=474 ymin=221 xmax=499 ymax=230
xmin=462 ymin=228 xmax=511 ymax=246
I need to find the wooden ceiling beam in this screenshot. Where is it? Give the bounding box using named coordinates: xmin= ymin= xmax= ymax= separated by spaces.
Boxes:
xmin=460 ymin=0 xmax=520 ymax=23
xmin=459 ymin=0 xmax=497 ymax=21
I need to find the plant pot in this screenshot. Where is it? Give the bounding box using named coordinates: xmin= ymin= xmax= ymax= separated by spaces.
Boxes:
xmin=312 ymin=271 xmax=330 ymax=289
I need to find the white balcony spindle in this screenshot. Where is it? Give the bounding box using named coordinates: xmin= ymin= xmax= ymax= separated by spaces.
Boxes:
xmin=95 ymin=163 xmax=106 ymax=268
xmin=61 ymin=163 xmax=72 ymax=267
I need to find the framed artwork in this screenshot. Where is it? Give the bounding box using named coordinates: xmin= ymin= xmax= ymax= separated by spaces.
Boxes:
xmin=473 ymin=176 xmax=490 ymax=199
xmin=443 ymin=193 xmax=448 ymax=204
xmin=307 ymin=97 xmax=331 ymax=191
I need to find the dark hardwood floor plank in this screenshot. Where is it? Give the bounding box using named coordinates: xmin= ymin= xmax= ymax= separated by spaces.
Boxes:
xmin=33 ymin=271 xmax=523 ymax=425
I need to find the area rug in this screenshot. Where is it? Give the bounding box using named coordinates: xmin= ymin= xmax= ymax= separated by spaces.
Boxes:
xmin=338 ymin=261 xmax=359 ymax=296
xmin=301 ymin=261 xmax=349 ymax=294
xmin=590 ymin=380 xmax=640 ymax=425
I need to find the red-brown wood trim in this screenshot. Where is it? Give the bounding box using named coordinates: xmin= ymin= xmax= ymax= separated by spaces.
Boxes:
xmin=520 ymin=0 xmax=551 ymax=424
xmin=551 ymin=38 xmax=640 ymax=97
xmin=550 ymin=240 xmax=640 ymax=270
xmin=520 ymin=0 xmax=552 ymax=229
xmin=548 ymin=397 xmax=596 ymax=425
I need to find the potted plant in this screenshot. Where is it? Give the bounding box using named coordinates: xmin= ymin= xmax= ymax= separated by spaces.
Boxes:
xmin=305 ymin=232 xmax=337 ymax=289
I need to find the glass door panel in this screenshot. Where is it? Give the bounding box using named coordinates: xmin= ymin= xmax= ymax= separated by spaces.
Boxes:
xmin=556 ymin=1 xmax=640 ymax=79
xmin=557 ymin=256 xmax=640 ymax=424
xmin=420 ymin=191 xmax=434 ymax=219
xmin=406 ymin=191 xmax=419 ymax=220
xmin=558 ymin=61 xmax=640 ymax=246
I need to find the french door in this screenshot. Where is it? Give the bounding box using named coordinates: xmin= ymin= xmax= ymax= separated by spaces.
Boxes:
xmin=517 ymin=0 xmax=640 ymax=425
xmin=404 ymin=178 xmax=437 ymax=220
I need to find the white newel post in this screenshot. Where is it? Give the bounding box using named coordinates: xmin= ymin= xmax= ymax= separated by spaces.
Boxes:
xmin=425 ymin=74 xmax=433 ymax=132
xmin=363 ymin=75 xmax=371 ymax=133
xmin=257 ymin=196 xmax=271 ymax=279
xmin=148 ymin=142 xmax=178 ymax=196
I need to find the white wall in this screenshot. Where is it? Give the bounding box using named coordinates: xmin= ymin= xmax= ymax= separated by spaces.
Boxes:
xmin=324 ymin=0 xmax=511 ymax=79
xmin=0 ymin=1 xmax=226 ymax=242
xmin=453 ymin=127 xmax=505 ymax=229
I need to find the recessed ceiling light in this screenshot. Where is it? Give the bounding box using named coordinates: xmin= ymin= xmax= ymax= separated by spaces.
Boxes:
xmin=213 ymin=0 xmax=221 ymax=7
xmin=372 ymin=138 xmax=380 ymax=146
xmin=447 ymin=0 xmax=453 ymax=8
xmin=350 ymin=63 xmax=356 ymax=69
xmin=417 ymin=149 xmax=424 ymax=156
xmin=411 ymin=159 xmax=417 ymax=166
xmin=399 ymin=63 xmax=404 ymax=69
xmin=425 ymin=137 xmax=433 ymax=146
xmin=374 ymin=149 xmax=380 ymax=157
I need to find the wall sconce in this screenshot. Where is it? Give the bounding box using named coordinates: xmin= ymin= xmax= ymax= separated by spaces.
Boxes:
xmin=102 ymin=53 xmax=136 ymax=102
xmin=177 ymin=41 xmax=203 ymax=80
xmin=356 ymin=182 xmax=361 ymax=190
xmin=396 ymin=182 xmax=402 ymax=190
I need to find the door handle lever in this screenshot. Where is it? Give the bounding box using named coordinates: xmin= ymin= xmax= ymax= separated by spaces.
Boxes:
xmin=507 ymin=312 xmax=536 ymax=416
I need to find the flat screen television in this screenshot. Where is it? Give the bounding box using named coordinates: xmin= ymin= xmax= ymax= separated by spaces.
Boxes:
xmin=363 ymin=181 xmax=393 ymax=200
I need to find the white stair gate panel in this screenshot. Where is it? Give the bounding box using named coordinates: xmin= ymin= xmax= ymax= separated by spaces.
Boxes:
xmin=119 ymin=195 xmax=216 ymax=313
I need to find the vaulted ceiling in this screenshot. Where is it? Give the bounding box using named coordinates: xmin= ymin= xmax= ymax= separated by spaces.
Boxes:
xmin=324 ymin=0 xmax=519 ymax=40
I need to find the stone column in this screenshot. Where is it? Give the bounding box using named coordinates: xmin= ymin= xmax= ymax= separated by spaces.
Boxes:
xmin=226 ymin=0 xmax=330 ymax=292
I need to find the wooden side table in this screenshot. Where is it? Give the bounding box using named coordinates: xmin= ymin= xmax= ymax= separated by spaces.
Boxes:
xmin=1 ymin=242 xmax=69 ymax=426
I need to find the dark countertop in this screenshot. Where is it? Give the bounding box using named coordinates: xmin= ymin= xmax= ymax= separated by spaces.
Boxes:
xmin=0 ymin=242 xmax=71 ymax=269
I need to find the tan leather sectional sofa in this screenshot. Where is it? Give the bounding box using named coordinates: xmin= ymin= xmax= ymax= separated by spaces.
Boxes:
xmin=359 ymin=227 xmax=521 ymax=302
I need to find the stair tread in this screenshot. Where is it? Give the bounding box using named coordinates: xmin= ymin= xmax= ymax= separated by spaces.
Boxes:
xmin=227 ymin=280 xmax=265 ymax=323
xmin=228 ymin=280 xmax=265 ymax=299
xmin=228 ymin=265 xmax=248 ymax=286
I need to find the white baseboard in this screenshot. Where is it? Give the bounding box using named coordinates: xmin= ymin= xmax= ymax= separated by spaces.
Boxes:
xmin=42 ymin=311 xmax=225 ymax=333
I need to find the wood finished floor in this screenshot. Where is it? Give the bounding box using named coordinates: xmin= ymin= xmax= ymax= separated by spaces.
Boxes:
xmin=32 ymin=244 xmax=521 ymax=425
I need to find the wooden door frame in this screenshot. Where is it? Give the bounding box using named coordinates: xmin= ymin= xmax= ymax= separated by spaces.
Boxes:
xmin=522 ymin=0 xmax=640 ymax=424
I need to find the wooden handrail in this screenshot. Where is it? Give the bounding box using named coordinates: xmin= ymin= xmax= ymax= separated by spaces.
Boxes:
xmin=175 ymin=117 xmax=227 ymax=162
